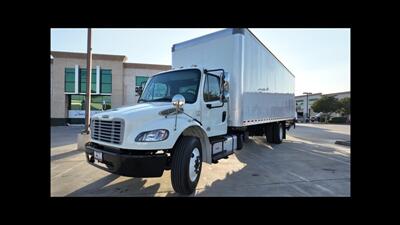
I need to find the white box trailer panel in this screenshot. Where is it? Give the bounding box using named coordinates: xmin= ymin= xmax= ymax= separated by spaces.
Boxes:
xmin=172 ymin=28 xmax=295 ymax=127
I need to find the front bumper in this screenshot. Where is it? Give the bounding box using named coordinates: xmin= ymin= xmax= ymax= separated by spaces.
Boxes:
xmin=85 ymin=142 xmax=167 ymax=177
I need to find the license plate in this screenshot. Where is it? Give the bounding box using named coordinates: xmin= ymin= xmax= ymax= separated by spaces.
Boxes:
xmin=94 ymin=151 xmax=103 ymax=162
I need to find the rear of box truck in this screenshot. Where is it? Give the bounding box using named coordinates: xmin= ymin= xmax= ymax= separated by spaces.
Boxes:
xmin=240 ymin=29 xmax=295 ymax=126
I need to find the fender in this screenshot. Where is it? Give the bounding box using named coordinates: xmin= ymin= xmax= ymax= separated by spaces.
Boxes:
xmin=180 ymin=125 xmax=212 ymax=164
xmin=167 ymin=115 xmax=212 ymax=163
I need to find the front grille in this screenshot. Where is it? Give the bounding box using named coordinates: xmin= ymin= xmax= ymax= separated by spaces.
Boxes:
xmin=91 ymin=119 xmax=124 ymax=144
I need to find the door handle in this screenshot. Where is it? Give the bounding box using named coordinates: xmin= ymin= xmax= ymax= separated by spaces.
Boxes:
xmin=206 ymin=103 xmax=224 ymax=109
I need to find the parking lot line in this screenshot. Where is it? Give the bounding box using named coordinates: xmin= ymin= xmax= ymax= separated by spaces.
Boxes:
xmin=314 ymin=183 xmax=335 ymax=195
xmin=287 ymin=171 xmax=310 ymax=182
xmin=289 ymin=184 xmax=311 ymax=196
xmin=285 ymin=137 xmax=350 ymax=165
xmin=290 ymin=147 xmax=350 ymax=165
xmin=51 ymin=161 xmax=85 ymax=180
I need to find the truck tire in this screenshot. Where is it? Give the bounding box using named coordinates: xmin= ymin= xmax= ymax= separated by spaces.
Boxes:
xmin=272 ymin=122 xmax=283 ymax=144
xmin=236 ymin=134 xmax=243 ymax=150
xmin=171 ymin=136 xmax=202 ymax=195
xmin=265 ymin=123 xmax=274 ymax=143
xmin=243 ymin=131 xmax=250 ymax=143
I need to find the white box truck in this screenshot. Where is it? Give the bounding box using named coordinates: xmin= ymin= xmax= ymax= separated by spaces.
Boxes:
xmin=85 ymin=28 xmax=296 ymax=194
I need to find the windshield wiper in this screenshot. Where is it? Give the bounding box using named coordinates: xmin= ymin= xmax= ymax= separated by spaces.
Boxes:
xmin=148 ymin=97 xmax=172 ymax=102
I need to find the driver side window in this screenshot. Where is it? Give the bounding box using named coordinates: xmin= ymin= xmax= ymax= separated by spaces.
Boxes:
xmin=203 ymin=74 xmax=221 ymax=102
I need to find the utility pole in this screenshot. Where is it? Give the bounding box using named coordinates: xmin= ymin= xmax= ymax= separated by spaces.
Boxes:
xmin=84 ymin=28 xmax=92 ymax=133
xmin=303 ymin=92 xmax=312 ymax=123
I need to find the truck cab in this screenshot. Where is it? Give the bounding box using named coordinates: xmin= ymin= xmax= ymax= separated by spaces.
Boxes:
xmin=86 ymin=67 xmax=231 ymax=194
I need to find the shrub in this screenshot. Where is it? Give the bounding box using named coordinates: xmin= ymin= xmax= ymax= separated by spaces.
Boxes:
xmin=329 ymin=116 xmax=348 ymax=124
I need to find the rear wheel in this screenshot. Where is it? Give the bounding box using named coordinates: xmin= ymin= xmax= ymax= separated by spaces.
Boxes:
xmin=265 ymin=123 xmax=274 ymax=143
xmin=171 ymin=136 xmax=202 ymax=195
xmin=272 ymin=122 xmax=283 ymax=144
xmin=236 ymin=133 xmax=244 ymax=150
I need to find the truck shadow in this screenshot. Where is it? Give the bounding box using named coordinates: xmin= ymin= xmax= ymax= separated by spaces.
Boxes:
xmin=190 ymin=136 xmax=350 ymax=197
xmin=67 ymin=174 xmax=161 ymax=197
xmin=51 ymin=126 xmax=83 ymax=148
xmin=65 ymin=134 xmax=349 ymax=197
xmin=51 ymin=149 xmax=83 ymax=161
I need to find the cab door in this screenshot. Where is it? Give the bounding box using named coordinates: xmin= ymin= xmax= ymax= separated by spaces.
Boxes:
xmin=201 ymin=73 xmax=228 ymax=137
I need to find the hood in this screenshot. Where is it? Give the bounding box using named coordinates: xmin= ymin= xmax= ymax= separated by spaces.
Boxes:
xmin=93 ymin=102 xmax=174 ymax=122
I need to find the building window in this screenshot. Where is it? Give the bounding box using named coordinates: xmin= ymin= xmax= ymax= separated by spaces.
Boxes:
xmin=135 ymin=76 xmax=149 ymax=96
xmin=296 ymin=100 xmax=304 ymax=112
xmin=79 ymin=68 xmax=97 ymax=93
xmin=70 ymin=95 xmax=85 ymax=110
xmin=136 ymin=76 xmax=149 ymax=87
xmin=69 ymin=95 xmax=111 ymax=110
xmin=309 ymin=99 xmax=317 ymax=104
xmin=101 ymin=69 xmax=112 ymax=93
xmin=92 ymin=95 xmax=112 ymax=110
xmin=65 ymin=68 xmax=75 ymax=92
xmin=203 ymin=74 xmax=221 ymax=102
xmin=65 ymin=67 xmax=112 ymax=94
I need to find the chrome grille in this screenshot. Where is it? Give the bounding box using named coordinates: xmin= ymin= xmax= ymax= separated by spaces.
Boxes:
xmin=91 ymin=119 xmax=124 ymax=144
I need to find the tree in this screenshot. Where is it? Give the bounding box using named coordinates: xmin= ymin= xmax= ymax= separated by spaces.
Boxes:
xmin=311 ymin=96 xmax=340 ymax=123
xmin=338 ymin=97 xmax=350 ymax=116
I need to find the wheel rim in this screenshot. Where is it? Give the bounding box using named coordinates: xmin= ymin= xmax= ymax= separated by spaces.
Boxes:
xmin=279 ymin=124 xmax=283 ymax=141
xmin=189 ymin=147 xmax=201 ymax=182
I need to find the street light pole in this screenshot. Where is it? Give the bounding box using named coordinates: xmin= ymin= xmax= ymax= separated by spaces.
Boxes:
xmin=303 ymin=92 xmax=312 ymax=123
xmin=84 ymin=28 xmax=92 ymax=133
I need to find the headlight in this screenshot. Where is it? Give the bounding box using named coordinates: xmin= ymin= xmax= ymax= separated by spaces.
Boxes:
xmin=135 ymin=129 xmax=169 ymax=142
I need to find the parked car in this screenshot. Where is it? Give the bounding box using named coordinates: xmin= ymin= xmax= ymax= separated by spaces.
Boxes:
xmin=314 ymin=112 xmax=322 ymax=122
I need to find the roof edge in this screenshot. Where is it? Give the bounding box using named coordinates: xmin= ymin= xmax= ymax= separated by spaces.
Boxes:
xmin=51 ymin=51 xmax=127 ymax=62
xmin=123 ymin=62 xmax=171 ymax=70
xmin=296 ymin=91 xmax=350 ymax=98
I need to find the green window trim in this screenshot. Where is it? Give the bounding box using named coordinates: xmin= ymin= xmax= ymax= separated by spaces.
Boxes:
xmin=65 ymin=68 xmax=75 ymax=92
xmin=79 ymin=68 xmax=97 ymax=93
xmin=100 ymin=69 xmax=112 ymax=93
xmin=136 ymin=76 xmax=149 ymax=86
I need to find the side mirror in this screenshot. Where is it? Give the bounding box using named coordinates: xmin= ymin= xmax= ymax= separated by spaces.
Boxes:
xmin=137 ymin=78 xmax=150 ymax=97
xmin=136 ymin=86 xmax=143 ymax=96
xmin=172 ymin=94 xmax=185 ymax=111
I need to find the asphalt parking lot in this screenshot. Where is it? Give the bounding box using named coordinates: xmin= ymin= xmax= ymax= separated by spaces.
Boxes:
xmin=51 ymin=123 xmax=350 ymax=197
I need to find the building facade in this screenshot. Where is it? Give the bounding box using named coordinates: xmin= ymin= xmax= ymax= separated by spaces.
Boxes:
xmin=51 ymin=51 xmax=171 ymax=125
xmin=295 ymin=91 xmax=350 ymax=118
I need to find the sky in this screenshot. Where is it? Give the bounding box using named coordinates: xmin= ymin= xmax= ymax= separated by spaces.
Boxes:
xmin=51 ymin=28 xmax=350 ymax=96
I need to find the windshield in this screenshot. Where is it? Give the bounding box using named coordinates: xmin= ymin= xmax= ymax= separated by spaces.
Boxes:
xmin=138 ymin=69 xmax=201 ymax=104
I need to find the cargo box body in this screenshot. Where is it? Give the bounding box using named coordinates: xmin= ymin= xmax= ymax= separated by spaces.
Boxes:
xmin=172 ymin=28 xmax=295 ymax=127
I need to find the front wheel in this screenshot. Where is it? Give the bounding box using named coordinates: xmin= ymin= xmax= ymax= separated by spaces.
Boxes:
xmin=171 ymin=136 xmax=202 ymax=195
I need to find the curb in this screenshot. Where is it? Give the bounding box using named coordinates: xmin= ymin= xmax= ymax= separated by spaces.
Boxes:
xmin=335 ymin=140 xmax=350 ymax=146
